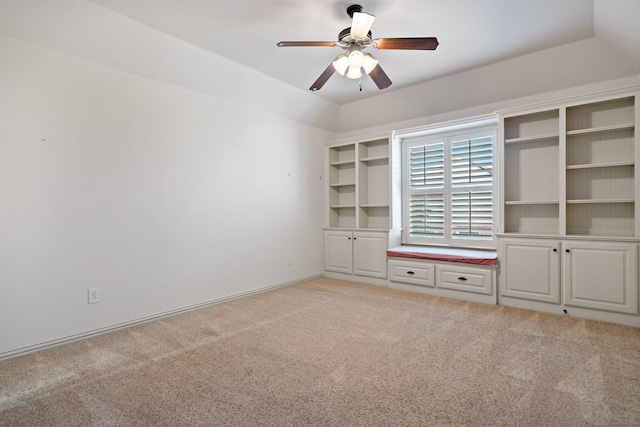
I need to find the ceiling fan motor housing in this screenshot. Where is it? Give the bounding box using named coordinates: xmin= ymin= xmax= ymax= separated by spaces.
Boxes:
xmin=346 ymin=4 xmax=363 ymax=18
xmin=339 ymin=27 xmax=372 ymax=46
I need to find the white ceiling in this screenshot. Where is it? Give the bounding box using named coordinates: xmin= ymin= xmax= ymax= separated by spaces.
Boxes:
xmin=84 ymin=0 xmax=636 ymax=105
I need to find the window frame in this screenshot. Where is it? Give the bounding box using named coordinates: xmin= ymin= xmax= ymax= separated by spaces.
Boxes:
xmin=400 ymin=122 xmax=498 ymax=249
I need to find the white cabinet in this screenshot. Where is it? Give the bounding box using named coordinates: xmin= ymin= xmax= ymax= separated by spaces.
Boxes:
xmin=324 ymin=230 xmax=353 ymax=274
xmin=324 ymin=230 xmax=388 ymax=279
xmin=324 ymin=134 xmax=401 ymax=283
xmin=389 ymin=259 xmax=435 ymax=287
xmin=389 ymin=258 xmax=496 ymax=304
xmin=436 ymin=263 xmax=494 ymax=296
xmin=498 ymin=238 xmax=638 ymax=316
xmin=563 ymin=241 xmax=638 ymax=315
xmin=499 ymin=239 xmax=561 ymax=304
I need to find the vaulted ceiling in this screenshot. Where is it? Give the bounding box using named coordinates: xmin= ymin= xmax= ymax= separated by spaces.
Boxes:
xmin=86 ymin=0 xmax=640 ymax=105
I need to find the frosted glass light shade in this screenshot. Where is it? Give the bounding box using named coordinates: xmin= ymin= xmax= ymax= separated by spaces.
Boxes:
xmin=346 ymin=66 xmax=362 ymax=79
xmin=348 ymin=50 xmax=365 ymax=68
xmin=350 ymin=12 xmax=375 ymax=39
xmin=362 ymin=53 xmax=378 ymax=74
xmin=332 ymin=55 xmax=349 ymax=75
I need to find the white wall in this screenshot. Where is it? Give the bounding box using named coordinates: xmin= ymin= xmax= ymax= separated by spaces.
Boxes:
xmin=0 ymin=35 xmax=332 ymax=357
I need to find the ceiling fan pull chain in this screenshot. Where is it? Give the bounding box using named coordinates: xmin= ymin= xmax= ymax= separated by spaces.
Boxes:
xmin=359 ymin=77 xmax=362 ymax=92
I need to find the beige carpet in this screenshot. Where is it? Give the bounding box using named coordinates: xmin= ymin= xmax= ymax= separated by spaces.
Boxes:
xmin=1 ymin=278 xmax=639 ymax=426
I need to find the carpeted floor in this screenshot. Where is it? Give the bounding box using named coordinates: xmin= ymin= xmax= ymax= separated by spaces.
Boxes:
xmin=1 ymin=278 xmax=639 ymax=426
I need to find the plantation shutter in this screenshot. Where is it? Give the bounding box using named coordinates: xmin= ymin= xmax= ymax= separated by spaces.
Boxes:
xmin=409 ymin=193 xmax=444 ymax=237
xmin=450 ymin=136 xmax=494 ymax=238
xmin=402 ymin=125 xmax=496 ymax=247
xmin=451 ymin=191 xmax=493 ymax=236
xmin=408 ymin=142 xmax=445 ymax=239
xmin=451 ymin=136 xmax=493 ymax=185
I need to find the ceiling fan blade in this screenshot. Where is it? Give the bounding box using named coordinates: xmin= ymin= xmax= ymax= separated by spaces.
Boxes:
xmin=368 ymin=64 xmax=392 ymax=90
xmin=277 ymin=41 xmax=337 ymax=47
xmin=310 ymin=62 xmax=336 ymax=91
xmin=373 ymin=37 xmax=439 ymax=50
xmin=350 ymin=12 xmax=375 ymax=39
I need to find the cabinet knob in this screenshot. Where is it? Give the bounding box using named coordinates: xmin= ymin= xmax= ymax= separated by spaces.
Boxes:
xmin=406 ymin=271 xmax=415 ymax=275
xmin=353 ymin=237 xmax=356 ymax=240
xmin=458 ymin=277 xmax=468 ymax=281
xmin=565 ymin=249 xmax=570 ymax=253
xmin=348 ymin=237 xmax=351 ymax=240
xmin=553 ymin=248 xmax=558 ymax=252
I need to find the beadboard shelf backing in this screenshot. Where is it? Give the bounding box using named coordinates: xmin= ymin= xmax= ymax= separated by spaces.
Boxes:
xmin=327 ymin=136 xmax=393 ymax=230
xmin=501 ymin=92 xmax=637 ymax=237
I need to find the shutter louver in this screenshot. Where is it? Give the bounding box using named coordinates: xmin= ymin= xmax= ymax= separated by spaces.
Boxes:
xmin=409 ymin=143 xmax=444 ymax=189
xmin=451 ymin=136 xmax=493 ymax=186
xmin=409 ymin=193 xmax=445 ymax=237
xmin=452 ymin=191 xmax=493 ymax=237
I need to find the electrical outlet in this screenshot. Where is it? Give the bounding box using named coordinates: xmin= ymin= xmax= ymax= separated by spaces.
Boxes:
xmin=88 ymin=288 xmax=100 ymax=304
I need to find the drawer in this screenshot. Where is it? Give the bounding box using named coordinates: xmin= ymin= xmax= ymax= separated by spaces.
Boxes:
xmin=436 ymin=264 xmax=493 ymax=295
xmin=389 ymin=260 xmax=435 ymax=287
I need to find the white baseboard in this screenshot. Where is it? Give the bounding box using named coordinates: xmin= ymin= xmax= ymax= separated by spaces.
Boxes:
xmin=0 ymin=275 xmax=323 ymax=361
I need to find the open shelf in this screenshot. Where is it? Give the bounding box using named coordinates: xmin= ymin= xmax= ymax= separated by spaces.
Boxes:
xmin=504 ymin=109 xmax=560 ymax=141
xmin=566 ymin=123 xmax=634 ymax=136
xmin=328 ymin=144 xmax=355 ymax=164
xmin=504 ymin=204 xmax=560 ymax=235
xmin=504 ymin=133 xmax=559 ymax=145
xmin=501 ymin=93 xmax=636 ymax=238
xmin=566 ymin=162 xmax=634 ymax=170
xmin=566 ymin=202 xmax=634 ymax=237
xmin=326 ymin=136 xmax=392 ymax=229
xmin=566 ymin=159 xmax=634 ymax=202
xmin=504 ymin=137 xmax=559 ymax=204
xmin=567 ymin=97 xmax=634 ymax=133
xmin=505 ymin=200 xmax=559 ymax=205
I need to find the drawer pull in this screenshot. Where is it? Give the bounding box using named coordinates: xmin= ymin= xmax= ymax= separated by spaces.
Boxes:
xmin=406 ymin=271 xmax=415 ymax=275
xmin=457 ymin=276 xmax=468 ymax=281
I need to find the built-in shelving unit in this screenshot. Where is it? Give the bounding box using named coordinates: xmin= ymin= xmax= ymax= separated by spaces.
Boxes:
xmin=328 ymin=144 xmax=356 ymax=228
xmin=324 ymin=134 xmax=400 ymax=283
xmin=502 ymin=109 xmax=561 ymax=235
xmin=327 ymin=136 xmax=393 ymax=229
xmin=497 ymin=90 xmax=640 ymax=326
xmin=358 ymin=138 xmax=390 ymax=229
xmin=565 ymin=96 xmax=636 ymax=237
xmin=500 ymin=93 xmax=637 ymax=238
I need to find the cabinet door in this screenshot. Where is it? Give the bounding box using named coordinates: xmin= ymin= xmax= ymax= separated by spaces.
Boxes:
xmin=562 ymin=241 xmax=638 ymax=314
xmin=353 ymin=232 xmax=388 ymax=278
xmin=324 ymin=231 xmax=353 ymax=274
xmin=498 ymin=239 xmax=560 ymax=303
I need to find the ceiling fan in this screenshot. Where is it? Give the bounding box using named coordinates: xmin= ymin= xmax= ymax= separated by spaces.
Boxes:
xmin=277 ymin=4 xmax=439 ymax=92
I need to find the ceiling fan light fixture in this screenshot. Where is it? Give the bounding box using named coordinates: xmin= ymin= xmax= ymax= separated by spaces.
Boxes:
xmin=332 ymin=54 xmax=349 ymax=75
xmin=362 ymin=53 xmax=378 ymax=74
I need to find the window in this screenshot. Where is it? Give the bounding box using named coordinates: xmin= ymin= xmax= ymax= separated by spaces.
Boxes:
xmin=402 ymin=124 xmax=497 ymax=248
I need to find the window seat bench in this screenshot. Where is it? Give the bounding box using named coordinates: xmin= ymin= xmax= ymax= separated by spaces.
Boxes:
xmin=386 ymin=246 xmax=498 ymax=305
xmin=386 ymin=246 xmax=497 ymax=267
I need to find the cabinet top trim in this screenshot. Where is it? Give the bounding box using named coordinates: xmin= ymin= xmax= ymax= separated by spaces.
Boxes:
xmin=496 ymin=233 xmax=640 ymax=243
xmin=496 ymin=85 xmax=639 ymax=117
xmin=327 ymin=132 xmax=392 ymax=146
